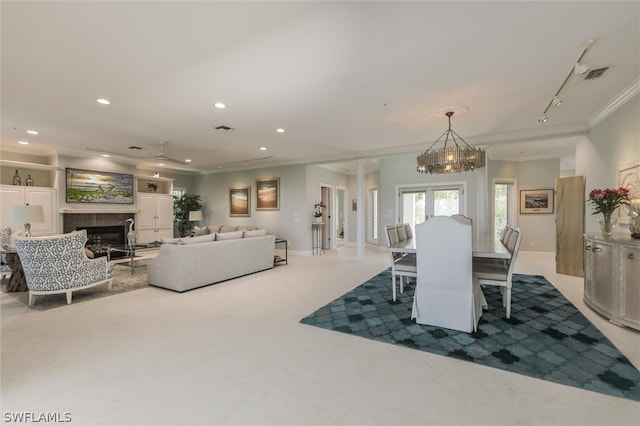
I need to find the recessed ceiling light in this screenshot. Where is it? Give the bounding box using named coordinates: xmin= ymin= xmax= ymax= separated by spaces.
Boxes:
xmin=276 ymin=128 xmax=285 ymax=133
xmin=26 ymin=130 xmax=39 ymax=135
xmin=102 ymin=154 xmax=110 ymax=158
xmin=214 ymin=102 xmax=226 ymax=109
xmin=18 ymin=140 xmax=29 ymax=145
xmin=96 ymin=98 xmax=111 ymax=105
xmin=260 ymin=147 xmax=267 ymax=151
xmin=185 ymin=159 xmax=192 ymax=163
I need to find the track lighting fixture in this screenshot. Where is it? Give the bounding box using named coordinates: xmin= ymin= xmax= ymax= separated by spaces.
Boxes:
xmin=538 ymin=39 xmax=595 ymax=124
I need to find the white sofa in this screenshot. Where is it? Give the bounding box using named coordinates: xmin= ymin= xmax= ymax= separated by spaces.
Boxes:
xmin=147 ymin=231 xmax=276 ymax=292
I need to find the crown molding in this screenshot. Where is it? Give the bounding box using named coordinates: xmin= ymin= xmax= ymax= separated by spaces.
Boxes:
xmin=590 ymin=78 xmax=640 ymax=127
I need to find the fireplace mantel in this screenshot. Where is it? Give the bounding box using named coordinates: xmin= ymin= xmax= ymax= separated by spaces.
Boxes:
xmin=60 ymin=208 xmax=141 ymax=214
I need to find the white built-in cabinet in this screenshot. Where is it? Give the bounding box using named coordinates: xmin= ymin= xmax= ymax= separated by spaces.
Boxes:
xmin=135 ymin=176 xmax=174 ymax=243
xmin=0 ymin=186 xmax=58 ymax=236
xmin=0 ymin=159 xmax=59 ymax=236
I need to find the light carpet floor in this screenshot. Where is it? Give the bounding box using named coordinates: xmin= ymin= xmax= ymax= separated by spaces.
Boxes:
xmin=1 ymin=248 xmax=639 ymax=425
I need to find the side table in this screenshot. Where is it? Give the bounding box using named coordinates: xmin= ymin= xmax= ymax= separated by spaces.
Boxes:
xmin=275 ymin=238 xmax=288 ymax=265
xmin=4 ymin=251 xmax=28 ymax=292
xmin=312 ymin=223 xmax=324 ymax=255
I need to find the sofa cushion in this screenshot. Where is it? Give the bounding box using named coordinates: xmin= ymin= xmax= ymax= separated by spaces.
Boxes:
xmin=178 ymin=233 xmax=217 ymax=245
xmin=207 ymin=225 xmax=222 ymax=233
xmin=161 ymin=237 xmax=181 ymax=244
xmin=215 ymin=230 xmax=243 ymax=241
xmin=219 ymin=225 xmax=239 ymax=233
xmin=193 ymin=226 xmax=209 ymax=236
xmin=243 ymin=229 xmax=267 ymax=238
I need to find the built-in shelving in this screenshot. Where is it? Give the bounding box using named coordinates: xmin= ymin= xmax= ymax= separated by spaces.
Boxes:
xmin=0 ymin=159 xmax=59 ymax=188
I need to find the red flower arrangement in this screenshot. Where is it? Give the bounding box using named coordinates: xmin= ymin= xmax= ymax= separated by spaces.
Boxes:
xmin=588 ymin=187 xmax=631 ymax=218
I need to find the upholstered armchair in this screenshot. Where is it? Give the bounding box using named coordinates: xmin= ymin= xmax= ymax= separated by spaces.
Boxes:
xmin=13 ymin=230 xmax=113 ymax=306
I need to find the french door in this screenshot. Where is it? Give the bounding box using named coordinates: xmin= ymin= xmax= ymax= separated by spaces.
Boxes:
xmin=399 ymin=184 xmax=464 ymax=229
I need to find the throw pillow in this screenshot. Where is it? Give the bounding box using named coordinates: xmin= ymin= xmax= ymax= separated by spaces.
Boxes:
xmin=219 ymin=225 xmax=239 ymax=233
xmin=243 ymin=229 xmax=267 ymax=238
xmin=193 ymin=226 xmax=209 ymax=236
xmin=215 ymin=230 xmax=243 ymax=241
xmin=207 ymin=225 xmax=222 ymax=234
xmin=178 ymin=233 xmax=217 ymax=245
xmin=83 ymin=247 xmax=95 ymax=259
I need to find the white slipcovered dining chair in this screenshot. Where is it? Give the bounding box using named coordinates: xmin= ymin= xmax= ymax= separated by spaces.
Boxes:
xmin=385 ymin=224 xmax=416 ymax=301
xmin=473 ymin=226 xmax=522 ymax=318
xmin=13 ymin=230 xmax=113 ymax=306
xmin=450 ymin=214 xmax=472 ymax=225
xmin=411 ymin=216 xmax=484 ymax=333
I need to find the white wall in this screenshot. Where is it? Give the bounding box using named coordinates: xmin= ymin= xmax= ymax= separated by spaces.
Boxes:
xmin=516 ymin=158 xmax=560 ymax=251
xmin=577 ymin=93 xmax=640 ymax=233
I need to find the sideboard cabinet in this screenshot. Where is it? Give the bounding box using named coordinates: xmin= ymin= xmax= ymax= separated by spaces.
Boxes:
xmin=584 ymin=233 xmax=640 ymax=330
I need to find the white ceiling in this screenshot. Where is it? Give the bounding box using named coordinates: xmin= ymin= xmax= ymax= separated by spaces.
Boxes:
xmin=1 ymin=2 xmax=638 ymax=174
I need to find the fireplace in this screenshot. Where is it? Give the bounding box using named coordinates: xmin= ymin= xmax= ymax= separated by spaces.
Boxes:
xmin=77 ymin=225 xmax=126 ymax=258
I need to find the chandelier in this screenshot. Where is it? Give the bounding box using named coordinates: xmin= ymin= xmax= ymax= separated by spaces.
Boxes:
xmin=416 ymin=111 xmax=486 ymax=174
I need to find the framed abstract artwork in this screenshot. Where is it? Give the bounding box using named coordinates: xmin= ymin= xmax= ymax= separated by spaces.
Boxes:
xmin=256 ymin=178 xmax=280 ymax=210
xmin=520 ymin=189 xmax=554 ymax=214
xmin=229 ymin=186 xmax=250 ymax=217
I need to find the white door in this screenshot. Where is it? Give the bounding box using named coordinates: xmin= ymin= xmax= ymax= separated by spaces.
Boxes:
xmin=137 ymin=194 xmax=157 ymax=230
xmin=399 ymin=184 xmax=464 ymax=231
xmin=0 ymin=186 xmax=24 ymax=233
xmin=26 ymin=188 xmax=57 ymax=236
xmin=155 ymin=195 xmax=173 ymax=229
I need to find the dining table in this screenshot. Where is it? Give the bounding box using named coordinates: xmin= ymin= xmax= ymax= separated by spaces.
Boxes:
xmin=389 ymin=235 xmax=511 ymax=260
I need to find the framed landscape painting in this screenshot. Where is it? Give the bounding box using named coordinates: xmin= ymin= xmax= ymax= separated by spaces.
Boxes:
xmin=520 ymin=189 xmax=554 ymax=214
xmin=229 ymin=186 xmax=250 ymax=217
xmin=66 ymin=168 xmax=134 ymax=204
xmin=256 ymin=177 xmax=280 ymax=210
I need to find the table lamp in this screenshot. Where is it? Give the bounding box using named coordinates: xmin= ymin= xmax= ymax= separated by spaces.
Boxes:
xmin=188 ymin=210 xmax=203 ymax=223
xmin=12 ymin=205 xmax=45 ymax=237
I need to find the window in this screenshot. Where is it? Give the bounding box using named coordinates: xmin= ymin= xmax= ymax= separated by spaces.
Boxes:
xmin=494 ymin=180 xmax=516 ymax=238
xmin=369 ymin=187 xmax=378 ymax=241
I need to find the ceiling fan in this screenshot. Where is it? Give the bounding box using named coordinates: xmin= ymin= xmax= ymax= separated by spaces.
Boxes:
xmin=150 ymin=141 xmax=186 ymax=164
xmin=86 ymin=141 xmax=188 ymax=165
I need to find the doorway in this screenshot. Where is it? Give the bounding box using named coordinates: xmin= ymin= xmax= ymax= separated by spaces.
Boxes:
xmin=320 ymin=185 xmax=333 ymax=250
xmin=336 ymin=187 xmax=347 ymax=247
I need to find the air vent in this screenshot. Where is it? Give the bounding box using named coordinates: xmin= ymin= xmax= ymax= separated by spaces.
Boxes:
xmin=215 ymin=125 xmax=235 ymax=131
xmin=128 ymin=146 xmax=142 ymax=150
xmin=584 ymin=67 xmax=609 ymax=80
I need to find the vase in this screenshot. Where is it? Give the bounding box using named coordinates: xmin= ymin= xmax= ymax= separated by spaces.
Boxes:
xmin=313 ymin=216 xmax=323 ymax=223
xmin=597 ymin=214 xmax=616 ymax=237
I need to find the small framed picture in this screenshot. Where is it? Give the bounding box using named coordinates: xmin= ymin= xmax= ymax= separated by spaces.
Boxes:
xmin=229 ymin=186 xmax=250 ymax=217
xmin=520 ymin=189 xmax=554 ymax=214
xmin=352 ymin=199 xmax=357 ymax=211
xmin=256 ymin=178 xmax=280 ymax=210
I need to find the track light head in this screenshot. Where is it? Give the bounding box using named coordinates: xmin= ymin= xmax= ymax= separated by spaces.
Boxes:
xmin=574 ymin=62 xmax=591 ymax=75
xmin=538 ymin=115 xmax=548 ymax=124
xmin=552 ymin=96 xmax=562 ymax=107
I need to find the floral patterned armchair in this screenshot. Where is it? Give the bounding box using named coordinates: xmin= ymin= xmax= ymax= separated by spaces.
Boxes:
xmin=13 ymin=230 xmax=113 ymax=306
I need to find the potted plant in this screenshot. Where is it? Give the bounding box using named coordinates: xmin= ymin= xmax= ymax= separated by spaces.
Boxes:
xmin=174 ymin=193 xmax=203 ymax=237
xmin=313 ymin=201 xmax=326 ymax=223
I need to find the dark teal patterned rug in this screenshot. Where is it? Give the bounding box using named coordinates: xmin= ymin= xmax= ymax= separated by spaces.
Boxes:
xmin=300 ymin=269 xmax=640 ymax=401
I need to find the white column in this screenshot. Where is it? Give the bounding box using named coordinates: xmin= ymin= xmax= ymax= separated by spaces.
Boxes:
xmin=476 ymin=148 xmax=490 ymax=242
xmin=355 ymin=159 xmax=366 ymax=261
